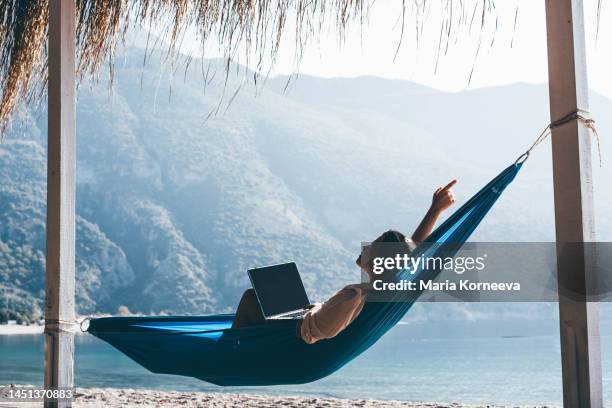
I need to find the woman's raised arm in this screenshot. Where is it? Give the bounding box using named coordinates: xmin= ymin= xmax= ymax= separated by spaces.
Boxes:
xmin=411 ymin=179 xmax=457 ymax=243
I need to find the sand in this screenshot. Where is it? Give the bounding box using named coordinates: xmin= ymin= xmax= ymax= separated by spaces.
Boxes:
xmin=0 ymin=387 xmax=553 ymax=408
xmin=75 ymin=388 xmax=453 ymax=407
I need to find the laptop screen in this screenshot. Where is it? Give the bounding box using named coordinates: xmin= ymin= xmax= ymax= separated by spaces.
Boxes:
xmin=248 ymin=262 xmax=310 ymax=317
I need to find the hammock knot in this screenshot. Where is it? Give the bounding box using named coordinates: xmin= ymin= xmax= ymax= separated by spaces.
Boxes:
xmin=44 ymin=318 xmax=80 ymax=334
xmin=517 ymin=109 xmax=602 ymax=167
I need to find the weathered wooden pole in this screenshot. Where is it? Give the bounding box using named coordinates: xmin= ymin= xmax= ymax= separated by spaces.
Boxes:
xmin=45 ymin=0 xmax=76 ymax=407
xmin=545 ymin=1 xmax=602 ymax=407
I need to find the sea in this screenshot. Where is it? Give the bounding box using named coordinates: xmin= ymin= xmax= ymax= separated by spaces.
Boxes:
xmin=2 ymin=323 xmax=612 ymax=406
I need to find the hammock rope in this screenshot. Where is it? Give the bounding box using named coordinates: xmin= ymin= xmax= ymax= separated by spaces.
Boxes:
xmin=516 ymin=108 xmax=601 ymax=166
xmin=44 ymin=318 xmax=81 ymax=334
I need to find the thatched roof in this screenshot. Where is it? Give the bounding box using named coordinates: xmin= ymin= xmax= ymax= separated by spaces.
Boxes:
xmin=0 ymin=0 xmax=502 ymax=131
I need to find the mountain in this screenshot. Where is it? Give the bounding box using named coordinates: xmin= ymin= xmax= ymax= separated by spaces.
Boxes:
xmin=1 ymin=45 xmax=611 ymax=324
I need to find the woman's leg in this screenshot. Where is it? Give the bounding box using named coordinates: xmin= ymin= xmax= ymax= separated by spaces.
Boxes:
xmin=232 ymin=288 xmax=266 ymax=328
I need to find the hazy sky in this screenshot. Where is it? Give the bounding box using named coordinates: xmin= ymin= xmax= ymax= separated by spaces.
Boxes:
xmin=179 ymin=0 xmax=611 ymax=98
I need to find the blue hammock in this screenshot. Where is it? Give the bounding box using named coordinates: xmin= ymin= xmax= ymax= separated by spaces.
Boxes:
xmin=88 ymin=162 xmax=522 ymax=386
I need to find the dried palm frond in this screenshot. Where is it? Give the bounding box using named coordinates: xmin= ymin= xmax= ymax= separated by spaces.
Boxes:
xmin=0 ymin=0 xmax=500 ymax=133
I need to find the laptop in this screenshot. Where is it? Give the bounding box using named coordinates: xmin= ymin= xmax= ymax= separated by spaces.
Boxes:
xmin=248 ymin=262 xmax=313 ymax=320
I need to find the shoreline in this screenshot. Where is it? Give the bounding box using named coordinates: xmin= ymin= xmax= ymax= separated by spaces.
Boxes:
xmin=0 ymin=386 xmax=557 ymax=408
xmin=0 ymin=324 xmax=43 ymax=335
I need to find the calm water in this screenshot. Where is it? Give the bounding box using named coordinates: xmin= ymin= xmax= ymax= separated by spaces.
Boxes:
xmin=2 ymin=325 xmax=612 ymax=405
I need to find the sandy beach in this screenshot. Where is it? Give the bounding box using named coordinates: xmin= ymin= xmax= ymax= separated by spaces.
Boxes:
xmin=0 ymin=387 xmax=553 ymax=408
xmin=75 ymin=388 xmax=459 ymax=407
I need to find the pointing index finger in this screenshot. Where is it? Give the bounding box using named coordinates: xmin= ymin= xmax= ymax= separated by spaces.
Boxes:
xmin=442 ymin=179 xmax=457 ymax=191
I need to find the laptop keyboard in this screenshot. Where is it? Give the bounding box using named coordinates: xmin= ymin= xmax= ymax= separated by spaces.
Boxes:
xmin=276 ymin=309 xmax=307 ymax=319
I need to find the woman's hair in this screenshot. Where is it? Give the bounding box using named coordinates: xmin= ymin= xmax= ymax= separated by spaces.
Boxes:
xmin=356 ymin=229 xmax=406 ymax=268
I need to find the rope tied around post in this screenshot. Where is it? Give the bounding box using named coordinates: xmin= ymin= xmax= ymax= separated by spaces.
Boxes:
xmin=44 ymin=318 xmax=82 ymax=334
xmin=515 ymin=109 xmax=602 ymax=166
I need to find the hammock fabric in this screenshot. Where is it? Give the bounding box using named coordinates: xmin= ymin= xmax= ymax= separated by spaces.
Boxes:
xmin=88 ymin=162 xmax=522 ymax=386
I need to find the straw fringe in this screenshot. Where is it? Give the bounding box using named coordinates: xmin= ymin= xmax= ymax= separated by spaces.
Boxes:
xmin=0 ymin=1 xmax=500 ymax=132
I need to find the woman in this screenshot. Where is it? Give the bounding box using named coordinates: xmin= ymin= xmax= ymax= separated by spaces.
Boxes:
xmin=232 ymin=179 xmax=458 ymax=344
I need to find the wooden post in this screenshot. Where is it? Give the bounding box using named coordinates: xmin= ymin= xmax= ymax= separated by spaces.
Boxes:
xmin=545 ymin=1 xmax=602 ymax=407
xmin=45 ymin=0 xmax=76 ymax=407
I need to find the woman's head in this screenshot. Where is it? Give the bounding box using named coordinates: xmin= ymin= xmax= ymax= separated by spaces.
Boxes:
xmin=356 ymin=230 xmax=410 ymax=281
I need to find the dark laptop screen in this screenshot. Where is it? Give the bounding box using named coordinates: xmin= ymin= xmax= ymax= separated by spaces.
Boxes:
xmin=248 ymin=262 xmax=310 ymax=317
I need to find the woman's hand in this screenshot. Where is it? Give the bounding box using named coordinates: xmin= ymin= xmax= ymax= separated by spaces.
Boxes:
xmin=411 ymin=179 xmax=458 ymax=243
xmin=431 ymin=179 xmax=457 ymax=214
